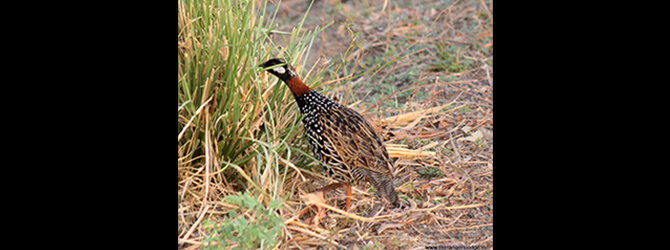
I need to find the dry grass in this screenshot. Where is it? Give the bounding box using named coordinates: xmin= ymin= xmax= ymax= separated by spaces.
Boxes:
xmin=277 ymin=96 xmax=492 ymax=249
xmin=179 ymin=0 xmax=492 ymax=249
xmin=268 ymin=0 xmax=492 ymax=249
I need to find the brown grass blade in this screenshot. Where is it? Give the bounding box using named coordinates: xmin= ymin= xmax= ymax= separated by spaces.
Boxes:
xmin=386 ymin=144 xmax=436 ymax=158
xmin=377 ymin=100 xmax=455 ymax=128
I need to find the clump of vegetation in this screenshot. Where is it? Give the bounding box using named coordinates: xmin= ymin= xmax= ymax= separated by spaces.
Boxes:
xmin=418 ymin=166 xmax=445 ymax=178
xmin=201 ymin=192 xmax=284 ymax=249
xmin=427 ymin=42 xmax=475 ymax=73
xmin=178 ymin=0 xmax=332 ymax=248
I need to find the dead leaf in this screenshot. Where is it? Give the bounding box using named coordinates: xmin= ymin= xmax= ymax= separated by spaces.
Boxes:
xmin=429 ymin=8 xmax=438 ymax=18
xmin=300 ymin=191 xmax=327 ymax=228
xmin=301 ymin=191 xmax=325 ymax=205
xmin=311 ymin=206 xmax=327 ymax=228
xmin=458 ymin=126 xmax=484 ymax=142
xmin=439 ymin=120 xmax=449 ymax=128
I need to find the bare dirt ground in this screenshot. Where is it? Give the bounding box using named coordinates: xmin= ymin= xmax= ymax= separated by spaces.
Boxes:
xmin=268 ymin=0 xmax=493 ymax=249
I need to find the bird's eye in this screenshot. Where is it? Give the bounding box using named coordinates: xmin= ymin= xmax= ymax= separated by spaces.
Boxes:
xmin=272 ymin=67 xmax=286 ymax=74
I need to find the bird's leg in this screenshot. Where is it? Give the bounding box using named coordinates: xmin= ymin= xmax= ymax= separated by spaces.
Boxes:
xmin=316 ymin=183 xmax=353 ymax=211
xmin=345 ymin=184 xmax=352 ymax=212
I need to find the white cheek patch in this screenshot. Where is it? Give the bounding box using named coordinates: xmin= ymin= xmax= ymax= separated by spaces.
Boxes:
xmin=272 ymin=67 xmax=286 ymax=74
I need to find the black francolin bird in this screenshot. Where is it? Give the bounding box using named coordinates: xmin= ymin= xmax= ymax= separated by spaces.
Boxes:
xmin=259 ymin=58 xmax=400 ymax=210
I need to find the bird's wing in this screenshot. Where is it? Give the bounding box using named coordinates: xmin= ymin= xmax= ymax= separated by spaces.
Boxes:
xmin=319 ymin=105 xmax=394 ymax=182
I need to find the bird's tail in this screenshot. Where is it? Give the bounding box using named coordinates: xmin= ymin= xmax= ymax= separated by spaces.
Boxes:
xmin=369 ymin=172 xmax=400 ymax=207
xmin=380 ymin=177 xmax=400 ymax=207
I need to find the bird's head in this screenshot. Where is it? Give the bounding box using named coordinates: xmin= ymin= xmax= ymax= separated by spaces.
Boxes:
xmin=258 ymin=58 xmax=297 ymax=82
xmin=258 ymin=58 xmax=311 ymax=97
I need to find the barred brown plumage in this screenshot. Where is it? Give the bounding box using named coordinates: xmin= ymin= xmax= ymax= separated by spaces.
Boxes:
xmin=259 ymin=58 xmax=401 ymax=208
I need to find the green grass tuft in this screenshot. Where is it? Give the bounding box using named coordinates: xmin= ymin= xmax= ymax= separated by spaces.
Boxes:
xmin=178 ymin=0 xmax=334 ymax=247
xmin=201 ymin=192 xmax=284 ymax=249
